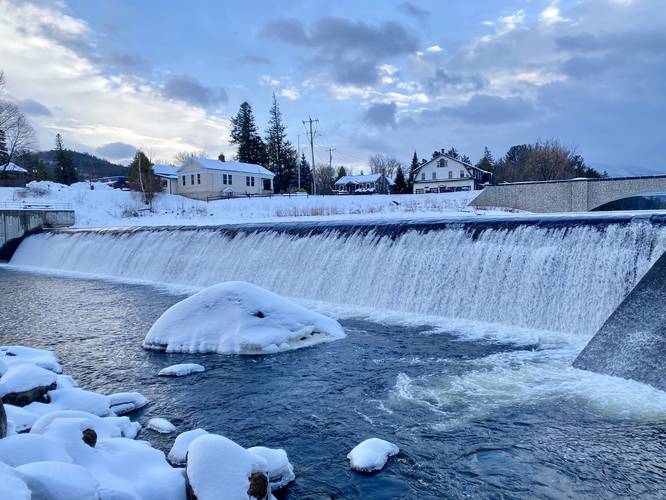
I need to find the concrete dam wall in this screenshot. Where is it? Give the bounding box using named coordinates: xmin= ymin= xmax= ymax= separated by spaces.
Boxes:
xmin=0 ymin=208 xmax=75 ymax=260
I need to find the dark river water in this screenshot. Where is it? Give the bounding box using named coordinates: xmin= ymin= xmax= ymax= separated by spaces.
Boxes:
xmin=2 ymin=267 xmax=666 ymax=499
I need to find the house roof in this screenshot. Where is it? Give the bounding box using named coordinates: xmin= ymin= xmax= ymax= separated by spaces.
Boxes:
xmin=417 ymin=153 xmax=492 ymax=176
xmin=188 ymin=157 xmax=275 ymax=178
xmin=335 ymin=173 xmax=385 ymax=185
xmin=1 ymin=162 xmax=28 ymax=173
xmin=153 ymin=164 xmax=179 ymax=179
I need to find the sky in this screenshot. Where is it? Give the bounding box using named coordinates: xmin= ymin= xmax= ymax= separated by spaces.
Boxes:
xmin=0 ymin=0 xmax=664 ymax=175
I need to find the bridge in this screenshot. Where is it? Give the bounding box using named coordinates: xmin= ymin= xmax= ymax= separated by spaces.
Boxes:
xmin=0 ymin=202 xmax=75 ymax=260
xmin=470 ymin=175 xmax=666 ymax=213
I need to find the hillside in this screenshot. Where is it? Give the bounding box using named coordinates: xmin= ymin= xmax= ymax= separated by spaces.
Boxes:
xmin=34 ymin=150 xmax=127 ymax=179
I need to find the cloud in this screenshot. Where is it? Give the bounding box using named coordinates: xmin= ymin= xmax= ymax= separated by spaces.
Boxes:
xmin=420 ymin=94 xmax=534 ymax=125
xmin=425 ymin=45 xmax=443 ymax=53
xmin=264 ymin=16 xmax=419 ymax=85
xmin=364 ymin=101 xmax=398 ymax=127
xmin=540 ymin=4 xmax=568 ymax=26
xmin=398 ymin=3 xmax=430 ymax=21
xmin=18 ymin=98 xmax=52 ymax=116
xmin=95 ymin=142 xmax=135 ymax=160
xmin=162 ymin=76 xmax=228 ymax=108
xmin=239 ymin=54 xmax=272 ymax=65
xmin=280 ymin=87 xmax=300 ymax=100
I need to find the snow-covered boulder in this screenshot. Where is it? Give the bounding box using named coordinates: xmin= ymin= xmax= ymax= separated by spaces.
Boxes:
xmin=0 ymin=346 xmax=62 ymax=373
xmin=186 ymin=434 xmax=272 ymax=500
xmin=0 ymin=433 xmax=74 ymax=466
xmin=168 ymin=428 xmax=209 ymax=465
xmin=0 ymin=364 xmax=57 ymax=406
xmin=247 ymin=446 xmax=295 ymax=491
xmin=147 ymin=417 xmax=176 ymax=434
xmin=159 ymin=363 xmax=205 ymax=377
xmin=0 ymin=461 xmax=31 ymax=500
xmin=108 ymin=391 xmax=150 ymax=415
xmin=16 ymin=461 xmax=100 ymax=500
xmin=347 ymin=438 xmax=399 ymax=473
xmin=0 ymin=399 xmax=6 ymax=438
xmin=143 ymin=281 xmax=345 ymax=355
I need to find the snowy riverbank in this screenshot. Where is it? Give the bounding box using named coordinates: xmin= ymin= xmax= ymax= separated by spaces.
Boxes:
xmin=0 ymin=181 xmax=499 ymax=228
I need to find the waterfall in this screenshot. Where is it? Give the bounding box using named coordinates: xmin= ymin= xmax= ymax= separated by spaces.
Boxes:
xmin=10 ymin=217 xmax=666 ymax=335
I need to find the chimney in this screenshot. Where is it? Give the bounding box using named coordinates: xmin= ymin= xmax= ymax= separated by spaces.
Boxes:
xmin=218 ymin=153 xmax=226 ymax=162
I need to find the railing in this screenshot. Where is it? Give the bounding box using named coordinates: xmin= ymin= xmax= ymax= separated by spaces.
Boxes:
xmin=0 ymin=201 xmax=74 ymax=211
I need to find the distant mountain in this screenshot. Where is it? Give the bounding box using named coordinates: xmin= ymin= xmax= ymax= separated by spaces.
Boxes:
xmin=595 ymin=162 xmax=666 ymax=178
xmin=34 ymin=150 xmax=127 ymax=179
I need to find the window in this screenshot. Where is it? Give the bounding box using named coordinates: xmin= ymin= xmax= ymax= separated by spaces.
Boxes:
xmin=182 ymin=176 xmax=186 ymax=186
xmin=416 ymin=188 xmax=424 ymax=194
xmin=228 ymin=174 xmax=232 ymax=184
xmin=197 ymin=173 xmax=201 ymax=184
xmin=460 ymin=170 xmax=465 ymax=178
xmin=421 ymin=173 xmax=426 ymax=181
xmin=448 ymin=171 xmax=453 ymax=179
xmin=438 ymin=159 xmax=448 ymax=168
xmin=223 ymin=173 xmax=233 ymax=185
xmin=190 ymin=174 xmax=194 ymax=185
xmin=246 ymin=176 xmax=251 ymax=186
xmin=263 ymin=179 xmax=271 ymax=191
xmin=432 ymin=172 xmax=437 ymax=180
xmin=251 ymin=177 xmax=255 ymax=187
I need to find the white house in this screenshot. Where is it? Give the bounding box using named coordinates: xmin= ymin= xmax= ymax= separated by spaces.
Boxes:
xmin=413 ymin=152 xmax=492 ymax=194
xmin=334 ymin=173 xmax=393 ymax=194
xmin=176 ymin=155 xmax=275 ymax=200
xmin=153 ymin=164 xmax=179 ymax=194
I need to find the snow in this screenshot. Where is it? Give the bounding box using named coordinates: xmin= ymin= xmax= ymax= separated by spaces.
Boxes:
xmin=0 ymin=364 xmax=57 ymax=398
xmin=186 ymin=434 xmax=271 ymax=500
xmin=168 ymin=428 xmax=209 ymax=465
xmin=0 ymin=433 xmax=73 ymax=466
xmin=158 ymin=363 xmax=205 ymax=377
xmin=0 ymin=461 xmax=31 ymax=500
xmin=347 ymin=438 xmax=399 ymax=472
xmin=188 ymin=157 xmax=275 ymax=177
xmin=16 ymin=461 xmax=100 ymax=500
xmin=0 ymin=180 xmax=488 ymax=228
xmin=30 ymin=410 xmax=141 ymax=439
xmin=143 ymin=281 xmax=346 ymax=355
xmin=108 ymin=391 xmax=150 ymax=414
xmin=247 ymin=446 xmax=295 ymax=491
xmin=146 ymin=417 xmax=176 ymax=434
xmin=0 ymin=345 xmax=62 ymax=373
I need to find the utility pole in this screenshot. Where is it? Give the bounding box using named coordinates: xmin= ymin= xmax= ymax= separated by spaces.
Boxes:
xmin=302 ymin=116 xmax=318 ymax=195
xmin=327 ymin=147 xmax=336 ymax=171
xmin=297 ymin=134 xmax=301 ymax=190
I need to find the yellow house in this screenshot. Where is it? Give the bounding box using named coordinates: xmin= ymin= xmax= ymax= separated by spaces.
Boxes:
xmin=176 ymin=155 xmax=275 ymax=200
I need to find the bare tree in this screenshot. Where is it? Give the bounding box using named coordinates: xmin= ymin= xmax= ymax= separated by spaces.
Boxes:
xmin=368 ymin=153 xmax=402 ymax=179
xmin=314 ymin=163 xmax=335 ymax=195
xmin=524 ymin=140 xmax=577 ymax=181
xmin=0 ymin=71 xmax=38 ymax=172
xmin=174 ymin=149 xmax=207 ymax=165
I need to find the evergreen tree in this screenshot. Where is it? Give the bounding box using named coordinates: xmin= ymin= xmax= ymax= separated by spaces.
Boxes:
xmin=336 ymin=166 xmax=347 ymax=181
xmin=264 ymin=94 xmax=297 ymax=192
xmin=0 ymin=129 xmax=8 ymax=165
xmin=230 ymin=102 xmax=267 ymax=166
xmin=476 ymin=147 xmax=494 ymax=173
xmin=446 ymin=147 xmax=459 ymax=159
xmin=293 ymin=153 xmax=313 ymax=193
xmin=128 ymin=151 xmax=160 ymax=206
xmin=407 ymin=151 xmax=419 ymax=193
xmin=34 ymin=159 xmax=49 ymax=181
xmin=394 ymin=165 xmax=407 ymax=194
xmin=53 ymin=133 xmax=77 ymax=185
xmin=460 ymin=154 xmax=471 ymax=164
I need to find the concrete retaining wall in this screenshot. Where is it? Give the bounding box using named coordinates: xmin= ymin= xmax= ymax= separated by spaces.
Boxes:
xmin=0 ymin=210 xmax=75 ymax=260
xmin=471 ymin=175 xmax=666 ymax=213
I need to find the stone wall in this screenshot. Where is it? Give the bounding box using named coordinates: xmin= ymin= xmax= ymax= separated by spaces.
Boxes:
xmin=471 ymin=176 xmax=666 ymax=213
xmin=0 ymin=209 xmax=75 ymax=260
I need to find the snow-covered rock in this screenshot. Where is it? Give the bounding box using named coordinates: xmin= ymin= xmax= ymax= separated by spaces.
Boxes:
xmin=108 ymin=391 xmax=150 ymax=414
xmin=31 ymin=410 xmax=141 ymax=440
xmin=16 ymin=461 xmax=100 ymax=500
xmin=0 ymin=433 xmax=74 ymax=466
xmin=247 ymin=446 xmax=295 ymax=491
xmin=186 ymin=434 xmax=272 ymax=500
xmin=147 ymin=417 xmax=176 ymax=434
xmin=0 ymin=364 xmax=57 ymax=405
xmin=168 ymin=428 xmax=208 ymax=465
xmin=347 ymin=438 xmax=399 ymax=472
xmin=0 ymin=461 xmax=31 ymax=500
xmin=159 ymin=363 xmax=206 ymax=377
xmin=143 ymin=281 xmax=346 ymax=355
xmin=0 ymin=346 xmax=62 ymax=373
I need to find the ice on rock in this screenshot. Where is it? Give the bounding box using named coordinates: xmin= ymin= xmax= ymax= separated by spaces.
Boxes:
xmin=168 ymin=428 xmax=209 ymax=465
xmin=0 ymin=461 xmax=31 ymax=500
xmin=147 ymin=417 xmax=176 ymax=434
xmin=17 ymin=461 xmax=100 ymax=500
xmin=108 ymin=391 xmax=150 ymax=414
xmin=0 ymin=346 xmax=62 ymax=373
xmin=143 ymin=281 xmax=346 ymax=355
xmin=158 ymin=363 xmax=206 ymax=377
xmin=186 ymin=434 xmax=271 ymax=500
xmin=0 ymin=364 xmax=57 ymax=398
xmin=347 ymin=438 xmax=399 ymax=472
xmin=247 ymin=446 xmax=295 ymax=491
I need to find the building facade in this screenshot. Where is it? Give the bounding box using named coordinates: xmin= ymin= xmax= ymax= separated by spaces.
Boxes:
xmin=334 ymin=173 xmax=393 ymax=194
xmin=413 ymin=153 xmax=492 ymax=194
xmin=153 ymin=164 xmax=179 ymax=194
xmin=176 ymin=156 xmax=275 ymax=200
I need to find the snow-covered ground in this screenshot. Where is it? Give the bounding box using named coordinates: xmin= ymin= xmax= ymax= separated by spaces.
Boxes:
xmin=0 ymin=181 xmax=496 ymax=228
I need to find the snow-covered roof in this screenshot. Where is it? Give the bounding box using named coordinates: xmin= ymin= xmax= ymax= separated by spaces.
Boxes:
xmin=153 ymin=164 xmax=179 ymax=179
xmin=188 ymin=157 xmax=275 ymax=178
xmin=1 ymin=162 xmax=28 ymax=173
xmin=335 ymin=173 xmax=384 ymax=185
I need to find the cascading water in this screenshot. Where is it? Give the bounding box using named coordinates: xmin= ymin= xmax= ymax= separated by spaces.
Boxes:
xmin=9 ymin=216 xmax=666 ymax=336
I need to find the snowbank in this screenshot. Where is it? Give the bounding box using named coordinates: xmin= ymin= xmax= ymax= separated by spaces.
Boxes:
xmin=158 ymin=363 xmax=205 ymax=377
xmin=147 ymin=417 xmax=176 ymax=434
xmin=168 ymin=428 xmax=209 ymax=465
xmin=143 ymin=281 xmax=346 ymax=355
xmin=347 ymin=438 xmax=399 ymax=472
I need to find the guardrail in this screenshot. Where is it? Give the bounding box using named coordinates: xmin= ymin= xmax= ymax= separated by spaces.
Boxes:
xmin=0 ymin=201 xmax=74 ymax=211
